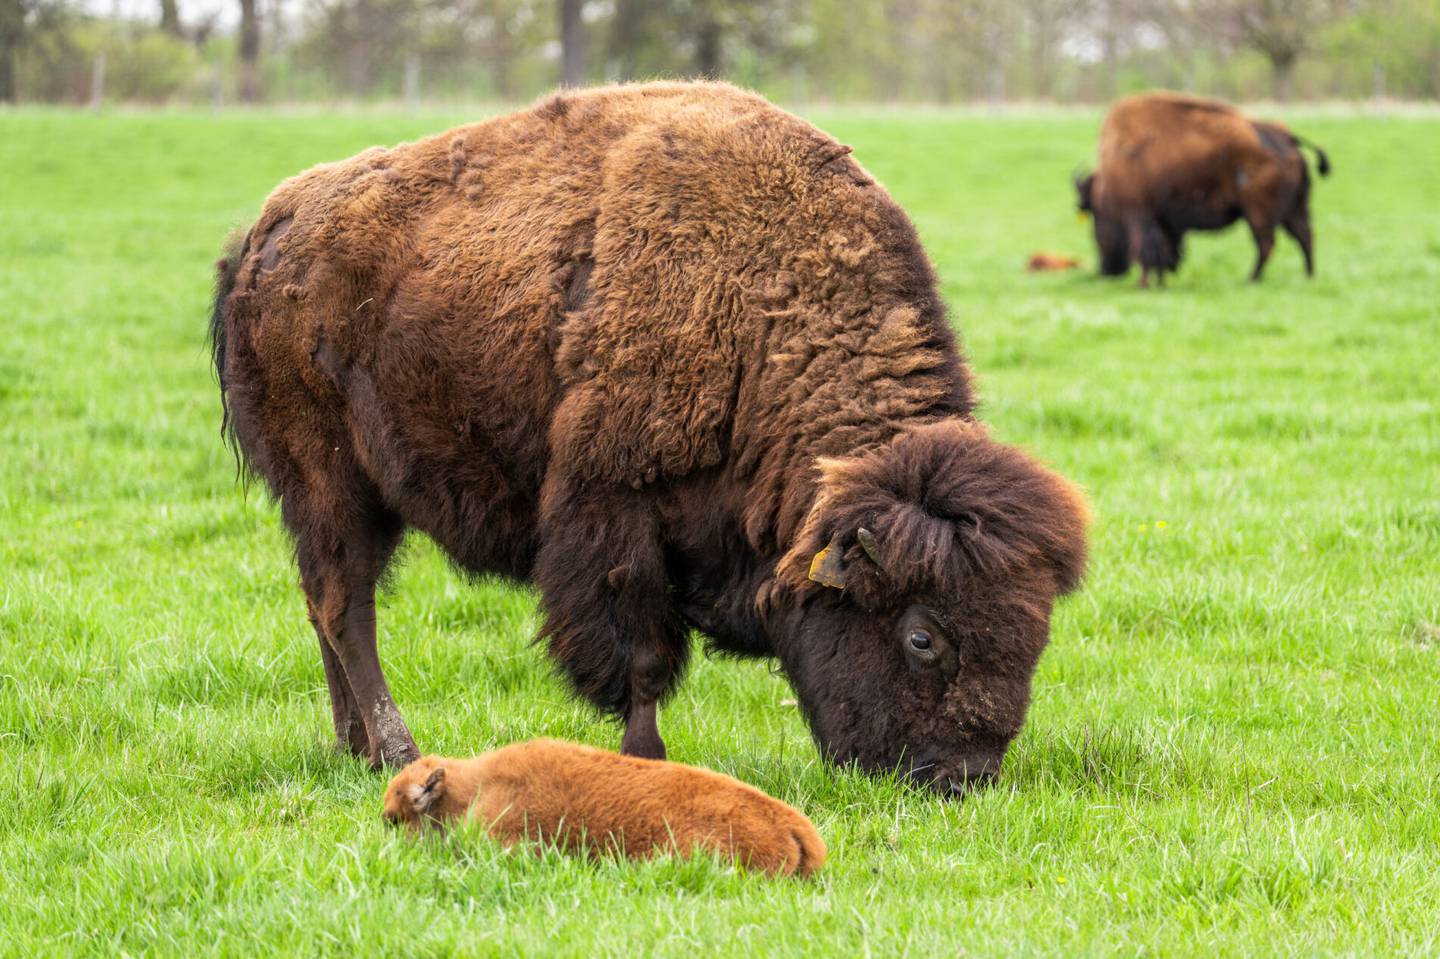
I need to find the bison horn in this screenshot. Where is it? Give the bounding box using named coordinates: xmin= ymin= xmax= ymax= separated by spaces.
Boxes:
xmin=856 ymin=527 xmax=882 ymax=566
xmin=807 ymin=531 xmax=849 ymax=589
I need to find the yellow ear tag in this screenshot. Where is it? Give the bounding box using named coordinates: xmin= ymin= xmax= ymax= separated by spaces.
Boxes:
xmin=807 ymin=534 xmax=848 ymax=589
xmin=807 ymin=545 xmax=832 ymax=581
xmin=1076 ymin=210 xmax=1090 ymax=225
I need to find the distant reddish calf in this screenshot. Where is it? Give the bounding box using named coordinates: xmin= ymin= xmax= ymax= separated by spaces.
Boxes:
xmin=382 ymin=739 xmax=827 ymax=877
xmin=1027 ymin=252 xmax=1082 ymax=272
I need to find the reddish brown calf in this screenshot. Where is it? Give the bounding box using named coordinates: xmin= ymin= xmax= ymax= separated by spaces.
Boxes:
xmin=382 ymin=739 xmax=827 ymax=877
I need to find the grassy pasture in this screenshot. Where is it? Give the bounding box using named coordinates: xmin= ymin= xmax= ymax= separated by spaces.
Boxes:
xmin=1 ymin=104 xmax=1438 ymax=956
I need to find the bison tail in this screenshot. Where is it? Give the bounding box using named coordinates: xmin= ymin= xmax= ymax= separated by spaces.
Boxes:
xmin=210 ymin=227 xmax=252 ymax=484
xmin=1293 ymin=134 xmax=1331 ymax=178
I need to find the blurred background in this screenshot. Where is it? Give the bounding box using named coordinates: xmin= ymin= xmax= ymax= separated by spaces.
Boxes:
xmin=2 ymin=0 xmax=1437 ymax=108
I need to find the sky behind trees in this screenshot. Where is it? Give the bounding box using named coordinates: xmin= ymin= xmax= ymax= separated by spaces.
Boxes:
xmin=5 ymin=0 xmax=1439 ymax=105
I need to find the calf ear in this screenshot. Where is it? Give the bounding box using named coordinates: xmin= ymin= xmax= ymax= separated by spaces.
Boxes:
xmin=407 ymin=766 xmax=447 ymax=813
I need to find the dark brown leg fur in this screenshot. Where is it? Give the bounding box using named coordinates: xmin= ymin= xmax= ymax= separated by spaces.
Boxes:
xmin=1282 ymin=209 xmax=1314 ymax=277
xmin=1128 ymin=216 xmax=1172 ymax=289
xmin=621 ymin=699 xmax=666 ymax=761
xmin=292 ymin=498 xmax=416 ymax=769
xmin=308 ymin=600 xmax=369 ymax=757
xmin=534 ymin=479 xmax=689 ymax=759
xmin=1246 ymin=213 xmax=1276 ymax=282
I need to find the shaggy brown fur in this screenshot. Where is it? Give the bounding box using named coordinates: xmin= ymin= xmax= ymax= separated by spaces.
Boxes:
xmin=1076 ymin=92 xmax=1330 ymax=286
xmin=211 ymin=81 xmax=1089 ymax=790
xmin=381 ymin=739 xmax=827 ymax=877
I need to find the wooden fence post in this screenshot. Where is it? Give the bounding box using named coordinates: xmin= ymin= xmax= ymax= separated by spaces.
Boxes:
xmin=88 ymin=52 xmax=106 ymax=109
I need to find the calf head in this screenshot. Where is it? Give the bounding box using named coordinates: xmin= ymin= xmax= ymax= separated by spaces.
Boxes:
xmin=381 ymin=757 xmax=449 ymax=829
xmin=776 ymin=420 xmax=1088 ymax=794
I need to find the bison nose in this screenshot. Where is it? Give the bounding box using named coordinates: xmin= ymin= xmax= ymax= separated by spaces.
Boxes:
xmin=947 ymin=768 xmax=997 ymax=797
xmin=903 ymin=753 xmax=1002 ymax=796
xmin=941 ymin=756 xmax=1002 ymax=797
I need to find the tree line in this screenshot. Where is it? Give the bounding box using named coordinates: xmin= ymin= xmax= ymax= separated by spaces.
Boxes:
xmin=3 ymin=0 xmax=1437 ymax=106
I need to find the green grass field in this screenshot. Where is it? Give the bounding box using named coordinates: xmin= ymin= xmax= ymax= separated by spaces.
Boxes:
xmin=2 ymin=103 xmax=1438 ymax=956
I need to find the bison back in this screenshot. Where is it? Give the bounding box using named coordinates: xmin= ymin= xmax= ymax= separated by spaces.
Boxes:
xmin=215 ymin=82 xmax=962 ymax=571
xmin=1095 ymin=92 xmax=1268 ymax=212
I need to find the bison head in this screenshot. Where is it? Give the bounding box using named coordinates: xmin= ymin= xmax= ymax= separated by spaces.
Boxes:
xmin=1074 ymin=171 xmax=1096 ymax=213
xmin=774 ymin=420 xmax=1088 ymax=794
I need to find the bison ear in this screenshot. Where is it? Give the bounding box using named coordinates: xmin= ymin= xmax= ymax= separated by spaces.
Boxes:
xmin=807 ymin=527 xmax=886 ymax=589
xmin=807 ymin=531 xmax=849 ymax=589
xmin=407 ymin=766 xmax=446 ymax=813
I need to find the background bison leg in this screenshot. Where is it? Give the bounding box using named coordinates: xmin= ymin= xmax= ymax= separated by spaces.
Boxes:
xmin=1126 ymin=216 xmax=1169 ymax=288
xmin=1128 ymin=214 xmax=1175 ymax=289
xmin=1161 ymin=223 xmax=1185 ymax=273
xmin=1282 ymin=209 xmax=1315 ymax=276
xmin=535 ymin=479 xmax=689 ymax=761
xmin=291 ymin=498 xmax=415 ymax=769
xmin=1093 ymin=212 xmax=1131 ymax=277
xmin=306 ymin=598 xmax=368 ymax=758
xmin=1246 ymin=214 xmax=1276 ymax=281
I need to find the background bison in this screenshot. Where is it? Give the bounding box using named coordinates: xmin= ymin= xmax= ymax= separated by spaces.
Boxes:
xmin=1076 ymin=92 xmax=1330 ymax=286
xmin=211 ymin=81 xmax=1088 ymax=792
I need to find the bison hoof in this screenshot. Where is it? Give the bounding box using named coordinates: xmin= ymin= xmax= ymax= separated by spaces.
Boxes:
xmin=365 ymin=702 xmax=420 ymax=769
xmin=370 ymin=738 xmax=420 ymax=771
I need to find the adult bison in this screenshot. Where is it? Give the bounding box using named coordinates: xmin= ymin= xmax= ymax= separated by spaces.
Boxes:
xmin=1076 ymin=92 xmax=1330 ymax=286
xmin=211 ymin=82 xmax=1088 ymax=793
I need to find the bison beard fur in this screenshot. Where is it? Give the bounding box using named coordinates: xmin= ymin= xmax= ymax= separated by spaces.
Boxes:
xmin=210 ymin=81 xmax=1089 ymax=790
xmin=1076 ymin=92 xmax=1330 ymax=287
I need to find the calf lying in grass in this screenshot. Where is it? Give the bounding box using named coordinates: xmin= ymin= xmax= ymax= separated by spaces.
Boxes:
xmin=381 ymin=739 xmax=826 ymax=877
xmin=1027 ymin=252 xmax=1082 ymax=272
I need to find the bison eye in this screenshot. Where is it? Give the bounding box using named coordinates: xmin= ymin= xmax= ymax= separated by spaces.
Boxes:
xmin=907 ymin=629 xmax=937 ymax=662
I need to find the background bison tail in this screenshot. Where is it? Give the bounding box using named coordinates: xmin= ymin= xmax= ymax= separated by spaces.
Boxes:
xmin=1293 ymin=134 xmax=1331 ymax=177
xmin=210 ymin=227 xmax=252 ymax=484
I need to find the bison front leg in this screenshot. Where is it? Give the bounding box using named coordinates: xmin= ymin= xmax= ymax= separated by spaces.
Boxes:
xmin=535 ymin=478 xmax=690 ymax=761
xmin=622 ymin=700 xmax=665 ymax=760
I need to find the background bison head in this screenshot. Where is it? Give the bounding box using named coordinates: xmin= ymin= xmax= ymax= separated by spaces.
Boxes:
xmin=775 ymin=421 xmax=1088 ymax=794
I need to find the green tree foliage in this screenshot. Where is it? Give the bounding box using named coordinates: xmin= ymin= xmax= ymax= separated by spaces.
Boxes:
xmin=1323 ymin=0 xmax=1440 ymax=98
xmin=2 ymin=0 xmax=36 ymax=102
xmin=11 ymin=7 xmax=199 ymax=104
xmin=159 ymin=0 xmax=181 ymax=36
